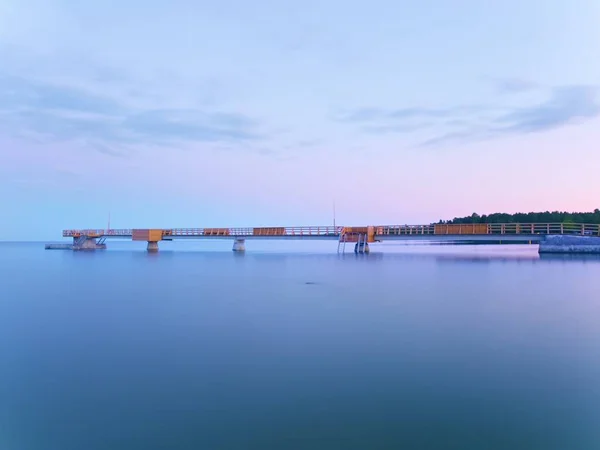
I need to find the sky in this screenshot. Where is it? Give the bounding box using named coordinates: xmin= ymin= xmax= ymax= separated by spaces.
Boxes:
xmin=1 ymin=0 xmax=600 ymax=240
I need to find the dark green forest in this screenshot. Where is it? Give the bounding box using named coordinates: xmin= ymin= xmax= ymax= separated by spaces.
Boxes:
xmin=439 ymin=210 xmax=600 ymax=225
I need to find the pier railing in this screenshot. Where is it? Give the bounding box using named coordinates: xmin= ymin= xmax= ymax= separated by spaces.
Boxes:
xmin=376 ymin=223 xmax=600 ymax=236
xmin=168 ymin=226 xmax=343 ymax=237
xmin=63 ymin=229 xmax=133 ymax=237
xmin=63 ymin=223 xmax=600 ymax=239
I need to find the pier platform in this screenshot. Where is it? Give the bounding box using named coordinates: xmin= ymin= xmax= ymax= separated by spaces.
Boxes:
xmin=45 ymin=223 xmax=600 ymax=254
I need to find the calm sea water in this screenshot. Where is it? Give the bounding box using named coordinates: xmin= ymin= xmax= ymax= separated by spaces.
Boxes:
xmin=1 ymin=241 xmax=600 ymax=450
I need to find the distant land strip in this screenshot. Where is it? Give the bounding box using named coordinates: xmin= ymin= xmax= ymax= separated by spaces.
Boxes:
xmin=440 ymin=209 xmax=600 ymax=225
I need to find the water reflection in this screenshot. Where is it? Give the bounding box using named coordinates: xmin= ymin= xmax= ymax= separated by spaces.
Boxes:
xmin=539 ymin=253 xmax=600 ymax=262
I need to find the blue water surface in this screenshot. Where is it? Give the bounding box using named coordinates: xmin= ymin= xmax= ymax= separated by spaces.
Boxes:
xmin=1 ymin=241 xmax=599 ymax=449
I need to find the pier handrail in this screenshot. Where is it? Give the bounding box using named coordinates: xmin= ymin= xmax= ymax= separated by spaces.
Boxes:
xmin=62 ymin=223 xmax=600 ymax=238
xmin=376 ymin=223 xmax=600 ymax=236
xmin=63 ymin=229 xmax=133 ymax=237
xmin=169 ymin=226 xmax=344 ymax=237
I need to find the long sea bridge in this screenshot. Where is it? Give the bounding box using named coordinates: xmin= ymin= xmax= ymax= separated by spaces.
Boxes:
xmin=46 ymin=223 xmax=600 ymax=254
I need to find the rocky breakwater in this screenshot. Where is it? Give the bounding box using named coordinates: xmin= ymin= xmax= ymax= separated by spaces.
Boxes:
xmin=539 ymin=235 xmax=600 ymax=254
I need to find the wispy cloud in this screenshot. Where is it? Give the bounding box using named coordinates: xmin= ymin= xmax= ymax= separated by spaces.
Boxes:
xmin=418 ymin=131 xmax=488 ymax=148
xmin=338 ymin=84 xmax=599 ymax=148
xmin=88 ymin=141 xmax=130 ymax=158
xmin=54 ymin=168 xmax=80 ymax=179
xmin=493 ymin=85 xmax=599 ymax=133
xmin=122 ymin=109 xmax=260 ymax=143
xmin=361 ymin=123 xmax=430 ymax=134
xmin=8 ymin=167 xmax=82 ymax=189
xmin=491 ymin=77 xmax=539 ymax=94
xmin=337 ymin=105 xmax=494 ymax=122
xmin=0 ymin=74 xmax=124 ymax=114
xmin=0 ymin=73 xmax=263 ymax=155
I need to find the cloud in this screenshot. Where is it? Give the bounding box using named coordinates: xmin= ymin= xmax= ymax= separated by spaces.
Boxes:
xmin=338 ymin=105 xmax=485 ymax=122
xmin=422 ymin=85 xmax=599 ymax=147
xmin=0 ymin=74 xmax=123 ymax=114
xmin=478 ymin=76 xmax=540 ymax=94
xmin=494 ymin=77 xmax=539 ymax=94
xmin=339 ymin=84 xmax=599 ymax=147
xmin=361 ymin=123 xmax=430 ymax=134
xmin=294 ymin=139 xmax=322 ymax=148
xmin=0 ymin=73 xmax=263 ymax=155
xmin=8 ymin=167 xmax=82 ymax=189
xmin=418 ymin=130 xmax=486 ymax=148
xmin=54 ymin=168 xmax=79 ymax=178
xmin=122 ymin=109 xmax=260 ymax=143
xmin=88 ymin=142 xmax=130 ymax=158
xmin=493 ymin=85 xmax=599 ymax=133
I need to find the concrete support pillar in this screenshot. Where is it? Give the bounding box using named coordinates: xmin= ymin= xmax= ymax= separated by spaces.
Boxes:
xmin=147 ymin=241 xmax=159 ymax=252
xmin=232 ymin=238 xmax=246 ymax=252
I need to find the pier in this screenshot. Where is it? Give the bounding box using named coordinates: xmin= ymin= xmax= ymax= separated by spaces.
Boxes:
xmin=46 ymin=223 xmax=600 ymax=254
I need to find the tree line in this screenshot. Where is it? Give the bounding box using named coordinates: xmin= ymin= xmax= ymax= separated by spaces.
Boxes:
xmin=439 ymin=210 xmax=600 ymax=225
